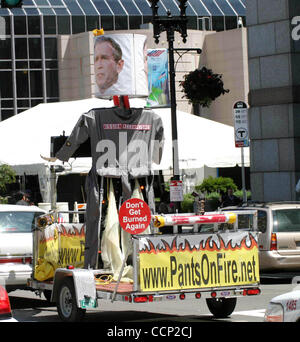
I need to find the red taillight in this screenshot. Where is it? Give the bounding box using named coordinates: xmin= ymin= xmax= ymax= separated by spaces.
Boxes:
xmin=133 ymin=296 xmax=148 ymax=303
xmin=270 ymin=233 xmax=277 ymax=250
xmin=179 ymin=293 xmax=186 ymax=300
xmin=0 ymin=286 xmax=12 ymax=317
xmin=211 ymin=291 xmax=217 ymax=298
xmin=195 ymin=293 xmax=201 ymax=299
xmin=243 ymin=288 xmax=261 ymax=296
xmin=0 ymin=257 xmax=31 ymax=264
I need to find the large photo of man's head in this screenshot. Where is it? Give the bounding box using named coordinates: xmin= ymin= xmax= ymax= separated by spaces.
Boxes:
xmin=93 ymin=34 xmax=148 ymax=97
xmin=94 ymin=35 xmax=124 ymax=95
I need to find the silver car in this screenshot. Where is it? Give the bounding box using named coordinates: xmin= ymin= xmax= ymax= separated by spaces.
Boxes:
xmin=0 ymin=204 xmax=45 ymax=291
xmin=222 ymin=202 xmax=300 ymax=273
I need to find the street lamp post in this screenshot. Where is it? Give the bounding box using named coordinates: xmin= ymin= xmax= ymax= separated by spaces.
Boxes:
xmin=149 ymin=0 xmax=188 ymax=180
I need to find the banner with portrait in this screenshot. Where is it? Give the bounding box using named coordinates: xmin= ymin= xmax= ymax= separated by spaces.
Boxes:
xmin=93 ymin=33 xmax=148 ymax=97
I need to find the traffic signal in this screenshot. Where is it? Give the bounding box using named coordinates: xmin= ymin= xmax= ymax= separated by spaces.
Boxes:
xmin=1 ymin=0 xmax=23 ymax=8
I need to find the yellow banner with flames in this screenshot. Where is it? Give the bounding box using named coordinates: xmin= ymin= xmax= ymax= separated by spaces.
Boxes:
xmin=34 ymin=224 xmax=85 ymax=281
xmin=138 ymin=232 xmax=259 ymax=292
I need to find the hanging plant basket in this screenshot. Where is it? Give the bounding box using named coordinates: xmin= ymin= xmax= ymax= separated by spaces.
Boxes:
xmin=180 ymin=67 xmax=230 ymax=108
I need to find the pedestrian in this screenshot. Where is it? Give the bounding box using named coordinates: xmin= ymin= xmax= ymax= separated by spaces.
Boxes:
xmin=221 ymin=188 xmax=240 ymax=207
xmin=15 ymin=191 xmax=30 ymax=206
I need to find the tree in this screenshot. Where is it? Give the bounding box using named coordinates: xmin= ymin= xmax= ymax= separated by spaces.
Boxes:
xmin=0 ymin=164 xmax=16 ymax=203
xmin=195 ymin=176 xmax=237 ymax=195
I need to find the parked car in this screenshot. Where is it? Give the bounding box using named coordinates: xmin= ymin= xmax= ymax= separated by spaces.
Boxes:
xmin=264 ymin=287 xmax=300 ymax=322
xmin=221 ymin=202 xmax=300 ymax=273
xmin=0 ymin=285 xmax=17 ymax=322
xmin=0 ymin=204 xmax=45 ymax=292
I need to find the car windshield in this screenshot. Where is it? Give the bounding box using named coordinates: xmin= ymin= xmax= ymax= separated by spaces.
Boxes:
xmin=273 ymin=209 xmax=300 ymax=232
xmin=0 ymin=211 xmax=42 ymax=233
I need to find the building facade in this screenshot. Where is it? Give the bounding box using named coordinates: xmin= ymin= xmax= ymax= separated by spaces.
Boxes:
xmin=247 ymin=0 xmax=300 ymax=201
xmin=0 ymin=0 xmax=246 ymax=121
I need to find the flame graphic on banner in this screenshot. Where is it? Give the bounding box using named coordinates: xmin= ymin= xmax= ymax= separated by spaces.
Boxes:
xmin=139 ymin=234 xmax=257 ymax=255
xmin=59 ymin=224 xmax=85 ymax=238
xmin=39 ymin=224 xmax=85 ymax=243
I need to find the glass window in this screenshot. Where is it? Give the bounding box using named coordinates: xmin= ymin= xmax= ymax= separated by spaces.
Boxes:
xmin=100 ymin=16 xmax=113 ymax=31
xmin=44 ymin=38 xmax=57 ymax=59
xmin=24 ymin=7 xmax=39 ymax=15
xmin=29 ymin=38 xmax=41 ymax=59
xmin=86 ymin=16 xmax=99 ymax=31
xmin=214 ymin=0 xmax=236 ymax=16
xmin=0 ymin=8 xmax=10 ymax=16
xmin=225 ymin=16 xmax=237 ymax=30
xmin=140 ymin=0 xmax=166 ymax=16
xmin=10 ymin=8 xmax=26 ymax=16
xmin=257 ymin=210 xmax=267 ymax=233
xmin=40 ymin=7 xmax=55 ymax=15
xmin=14 ymin=16 xmax=27 ymax=35
xmin=48 ymin=0 xmax=63 ymax=6
xmin=0 ymin=71 xmax=13 ymax=98
xmin=201 ymin=0 xmax=223 ymax=16
xmin=160 ymin=0 xmax=180 ymax=15
xmin=57 ymin=16 xmax=70 ymax=34
xmin=46 ymin=60 xmax=58 ymax=68
xmin=54 ymin=7 xmax=69 ymax=15
xmin=64 ymin=0 xmax=84 ymax=15
xmin=129 ymin=16 xmax=142 ymax=29
xmin=134 ymin=0 xmax=156 ymax=16
xmin=212 ymin=16 xmax=224 ymax=31
xmin=22 ymin=0 xmax=35 ymax=5
xmin=0 ymin=61 xmax=12 ymax=69
xmin=106 ymin=0 xmax=126 ymax=15
xmin=187 ymin=16 xmax=197 ymax=29
xmin=77 ymin=0 xmax=99 ymax=15
xmin=35 ymin=0 xmax=50 ymax=6
xmin=30 ymin=70 xmax=43 ymax=97
xmin=187 ymin=0 xmax=210 ymax=16
xmin=17 ymin=99 xmax=30 ymax=107
xmin=0 ymin=14 xmax=11 ymax=35
xmin=0 ymin=39 xmax=11 ymax=59
xmin=92 ymin=0 xmax=112 ymax=15
xmin=1 ymin=110 xmax=14 ymax=121
xmin=227 ymin=0 xmax=245 ymax=16
xmin=72 ymin=16 xmax=85 ymax=34
xmin=27 ymin=15 xmax=41 ymax=34
xmin=31 ymin=99 xmax=44 ymax=107
xmin=43 ymin=16 xmax=56 ymax=34
xmin=17 ymin=108 xmax=29 ymax=114
xmin=1 ymin=100 xmax=14 ymax=108
xmin=0 ymin=211 xmax=42 ymax=233
xmin=185 ymin=2 xmax=197 ymax=16
xmin=119 ymin=0 xmax=140 ymax=15
xmin=15 ymin=38 xmax=28 ymax=59
xmin=46 ymin=70 xmax=59 ymax=97
xmin=273 ymin=209 xmax=300 ymax=232
xmin=30 ymin=60 xmax=42 ymax=68
xmin=16 ymin=61 xmax=28 ymax=69
xmin=115 ymin=16 xmax=128 ymax=30
xmin=16 ymin=70 xmax=29 ymax=97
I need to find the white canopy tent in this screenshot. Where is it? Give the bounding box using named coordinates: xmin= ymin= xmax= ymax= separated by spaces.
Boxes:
xmin=0 ymin=98 xmax=249 ymax=201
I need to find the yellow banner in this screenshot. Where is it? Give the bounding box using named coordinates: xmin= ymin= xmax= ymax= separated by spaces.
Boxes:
xmin=34 ymin=224 xmax=85 ymax=281
xmin=139 ymin=233 xmax=259 ymax=292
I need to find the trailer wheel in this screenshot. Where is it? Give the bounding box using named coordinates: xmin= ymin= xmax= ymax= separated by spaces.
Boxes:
xmin=206 ymin=297 xmax=237 ymax=318
xmin=57 ymin=277 xmax=86 ymax=322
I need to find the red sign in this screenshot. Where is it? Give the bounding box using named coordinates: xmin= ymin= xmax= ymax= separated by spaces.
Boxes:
xmin=119 ymin=198 xmax=151 ymax=235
